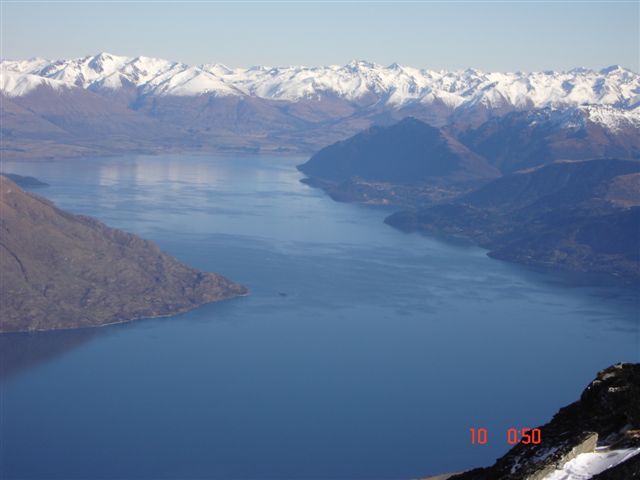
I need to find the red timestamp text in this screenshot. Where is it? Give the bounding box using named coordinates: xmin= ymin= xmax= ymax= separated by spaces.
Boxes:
xmin=470 ymin=427 xmax=542 ymax=445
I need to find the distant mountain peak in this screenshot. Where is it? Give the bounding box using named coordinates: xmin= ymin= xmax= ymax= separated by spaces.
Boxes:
xmin=91 ymin=51 xmax=118 ymax=60
xmin=346 ymin=59 xmax=377 ymax=69
xmin=600 ymin=64 xmax=628 ymax=74
xmin=87 ymin=52 xmax=126 ymax=72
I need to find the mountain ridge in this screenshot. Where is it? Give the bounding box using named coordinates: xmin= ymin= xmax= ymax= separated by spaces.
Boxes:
xmin=3 ymin=53 xmax=638 ymax=110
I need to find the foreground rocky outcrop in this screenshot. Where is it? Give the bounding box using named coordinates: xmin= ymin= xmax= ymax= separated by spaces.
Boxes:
xmin=0 ymin=175 xmax=247 ymax=333
xmin=591 ymin=451 xmax=640 ymax=479
xmin=448 ymin=363 xmax=640 ymax=480
xmin=386 ymin=159 xmax=640 ymax=282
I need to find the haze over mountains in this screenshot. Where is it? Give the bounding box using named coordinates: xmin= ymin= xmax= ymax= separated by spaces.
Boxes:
xmin=1 ymin=53 xmax=638 ymax=159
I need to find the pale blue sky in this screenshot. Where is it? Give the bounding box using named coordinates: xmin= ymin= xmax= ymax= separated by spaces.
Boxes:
xmin=1 ymin=1 xmax=638 ymax=71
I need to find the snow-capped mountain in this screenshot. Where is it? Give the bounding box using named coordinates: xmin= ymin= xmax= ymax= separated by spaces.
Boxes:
xmin=0 ymin=71 xmax=71 ymax=97
xmin=1 ymin=53 xmax=638 ymax=161
xmin=2 ymin=52 xmax=639 ymax=110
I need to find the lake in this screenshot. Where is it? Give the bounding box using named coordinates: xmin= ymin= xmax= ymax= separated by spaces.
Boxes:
xmin=1 ymin=154 xmax=638 ymax=479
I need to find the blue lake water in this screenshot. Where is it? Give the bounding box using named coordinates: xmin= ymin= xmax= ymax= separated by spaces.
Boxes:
xmin=1 ymin=154 xmax=638 ymax=479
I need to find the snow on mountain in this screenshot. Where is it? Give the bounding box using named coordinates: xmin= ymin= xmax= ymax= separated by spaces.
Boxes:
xmin=580 ymin=104 xmax=640 ymax=130
xmin=1 ymin=57 xmax=51 ymax=74
xmin=138 ymin=64 xmax=244 ymax=97
xmin=1 ymin=53 xmax=639 ymax=113
xmin=36 ymin=52 xmax=131 ymax=87
xmin=524 ymin=104 xmax=640 ymax=131
xmin=0 ymin=70 xmax=72 ymax=97
xmin=543 ymin=447 xmax=640 ymax=480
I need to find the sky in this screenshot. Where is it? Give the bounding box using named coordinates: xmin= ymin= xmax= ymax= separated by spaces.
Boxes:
xmin=1 ymin=1 xmax=638 ymax=72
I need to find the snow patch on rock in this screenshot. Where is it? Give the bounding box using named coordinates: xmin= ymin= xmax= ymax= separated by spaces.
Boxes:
xmin=543 ymin=447 xmax=640 ymax=480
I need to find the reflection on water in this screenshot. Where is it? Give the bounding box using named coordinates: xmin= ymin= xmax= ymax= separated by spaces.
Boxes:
xmin=1 ymin=154 xmax=638 ymax=480
xmin=0 ymin=329 xmax=102 ymax=379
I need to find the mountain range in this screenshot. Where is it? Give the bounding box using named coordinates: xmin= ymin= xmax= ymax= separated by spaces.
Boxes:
xmin=1 ymin=53 xmax=638 ymax=159
xmin=3 ymin=53 xmax=638 ymax=108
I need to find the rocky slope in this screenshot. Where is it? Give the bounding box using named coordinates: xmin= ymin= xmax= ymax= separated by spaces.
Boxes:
xmin=447 ymin=363 xmax=640 ymax=480
xmin=385 ymin=159 xmax=640 ymax=281
xmin=0 ymin=176 xmax=247 ymax=333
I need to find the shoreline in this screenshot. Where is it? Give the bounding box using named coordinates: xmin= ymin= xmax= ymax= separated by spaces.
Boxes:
xmin=0 ymin=289 xmax=249 ymax=336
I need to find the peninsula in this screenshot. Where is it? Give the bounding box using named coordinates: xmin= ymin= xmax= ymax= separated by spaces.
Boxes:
xmin=0 ymin=175 xmax=247 ymax=333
